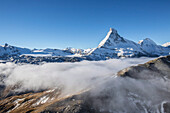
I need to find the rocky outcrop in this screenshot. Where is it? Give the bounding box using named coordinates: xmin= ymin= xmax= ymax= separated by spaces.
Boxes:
xmin=118 ymin=55 xmax=170 ymax=79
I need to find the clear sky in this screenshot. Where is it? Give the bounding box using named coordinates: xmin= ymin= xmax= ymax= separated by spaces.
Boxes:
xmin=0 ymin=0 xmax=170 ymax=49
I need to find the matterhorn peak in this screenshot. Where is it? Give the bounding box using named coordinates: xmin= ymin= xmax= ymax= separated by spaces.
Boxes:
xmin=109 ymin=28 xmax=117 ymax=33
xmin=98 ymin=28 xmax=126 ymax=48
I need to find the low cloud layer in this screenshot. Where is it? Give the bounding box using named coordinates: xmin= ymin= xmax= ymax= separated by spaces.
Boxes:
xmin=0 ymin=57 xmax=153 ymax=93
xmin=1 ymin=57 xmax=170 ymax=112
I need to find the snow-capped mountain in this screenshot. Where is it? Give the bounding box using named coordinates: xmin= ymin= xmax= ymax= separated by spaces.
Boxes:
xmin=88 ymin=28 xmax=170 ymax=60
xmin=88 ymin=28 xmax=145 ymax=59
xmin=0 ymin=28 xmax=169 ymax=62
xmin=138 ymin=38 xmax=169 ymax=56
xmin=29 ymin=48 xmax=94 ymax=57
xmin=31 ymin=48 xmax=73 ymax=56
xmin=162 ymin=42 xmax=170 ymax=47
xmin=65 ymin=47 xmax=94 ymax=55
xmin=0 ymin=43 xmax=31 ymax=58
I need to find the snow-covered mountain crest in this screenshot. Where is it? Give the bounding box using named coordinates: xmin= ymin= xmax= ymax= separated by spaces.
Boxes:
xmin=138 ymin=38 xmax=162 ymax=55
xmin=0 ymin=43 xmax=31 ymax=58
xmin=98 ymin=28 xmax=127 ymax=49
xmin=138 ymin=38 xmax=157 ymax=46
xmin=162 ymin=42 xmax=170 ymax=47
xmin=88 ymin=28 xmax=170 ymax=60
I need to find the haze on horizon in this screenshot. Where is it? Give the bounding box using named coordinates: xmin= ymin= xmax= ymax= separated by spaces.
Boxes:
xmin=0 ymin=0 xmax=170 ymax=49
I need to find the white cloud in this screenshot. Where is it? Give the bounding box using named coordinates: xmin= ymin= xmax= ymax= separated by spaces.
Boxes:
xmin=2 ymin=57 xmax=153 ymax=94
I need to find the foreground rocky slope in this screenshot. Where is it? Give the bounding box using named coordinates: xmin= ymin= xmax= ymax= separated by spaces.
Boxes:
xmin=118 ymin=55 xmax=170 ymax=79
xmin=0 ymin=56 xmax=170 ymax=113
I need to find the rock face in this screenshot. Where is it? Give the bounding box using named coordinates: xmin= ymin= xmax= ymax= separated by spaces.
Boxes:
xmin=0 ymin=56 xmax=170 ymax=113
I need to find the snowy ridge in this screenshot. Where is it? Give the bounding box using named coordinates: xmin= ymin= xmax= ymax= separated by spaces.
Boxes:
xmin=98 ymin=28 xmax=118 ymax=48
xmin=0 ymin=43 xmax=31 ymax=57
xmin=29 ymin=47 xmax=94 ymax=57
xmin=138 ymin=38 xmax=168 ymax=56
xmin=32 ymin=48 xmax=73 ymax=56
xmin=162 ymin=42 xmax=170 ymax=47
xmin=65 ymin=47 xmax=94 ymax=55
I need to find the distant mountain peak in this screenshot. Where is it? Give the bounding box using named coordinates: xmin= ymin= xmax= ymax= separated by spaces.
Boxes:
xmin=98 ymin=28 xmax=126 ymax=48
xmin=138 ymin=38 xmax=157 ymax=46
xmin=162 ymin=42 xmax=170 ymax=47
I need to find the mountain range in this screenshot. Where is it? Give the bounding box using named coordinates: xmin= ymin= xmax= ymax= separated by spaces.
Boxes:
xmin=0 ymin=28 xmax=169 ymax=63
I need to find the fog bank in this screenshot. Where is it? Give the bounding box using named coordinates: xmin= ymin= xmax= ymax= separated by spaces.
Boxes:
xmin=0 ymin=57 xmax=154 ymax=94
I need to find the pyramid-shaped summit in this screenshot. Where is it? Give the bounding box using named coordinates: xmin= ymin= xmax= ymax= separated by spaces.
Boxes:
xmin=98 ymin=28 xmax=126 ymax=48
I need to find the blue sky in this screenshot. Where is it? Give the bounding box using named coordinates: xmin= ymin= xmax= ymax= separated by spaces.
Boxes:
xmin=0 ymin=0 xmax=170 ymax=49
